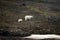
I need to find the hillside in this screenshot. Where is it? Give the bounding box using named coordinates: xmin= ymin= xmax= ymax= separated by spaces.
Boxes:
xmin=0 ymin=0 xmax=60 ymax=40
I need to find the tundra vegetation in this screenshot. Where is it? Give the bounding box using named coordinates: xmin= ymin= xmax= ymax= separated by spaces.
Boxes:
xmin=0 ymin=0 xmax=60 ymax=40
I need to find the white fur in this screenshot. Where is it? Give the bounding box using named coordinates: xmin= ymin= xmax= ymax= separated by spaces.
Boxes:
xmin=23 ymin=34 xmax=60 ymax=39
xmin=25 ymin=15 xmax=33 ymax=21
xmin=18 ymin=19 xmax=23 ymax=22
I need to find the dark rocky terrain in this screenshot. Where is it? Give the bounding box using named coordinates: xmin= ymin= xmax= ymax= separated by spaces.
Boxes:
xmin=0 ymin=0 xmax=60 ymax=40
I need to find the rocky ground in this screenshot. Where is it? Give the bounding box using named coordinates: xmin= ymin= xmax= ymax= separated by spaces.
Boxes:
xmin=0 ymin=0 xmax=60 ymax=40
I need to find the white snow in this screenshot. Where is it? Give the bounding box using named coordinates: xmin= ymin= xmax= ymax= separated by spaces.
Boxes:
xmin=23 ymin=34 xmax=60 ymax=39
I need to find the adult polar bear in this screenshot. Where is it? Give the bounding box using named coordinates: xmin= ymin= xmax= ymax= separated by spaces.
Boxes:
xmin=24 ymin=15 xmax=33 ymax=21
